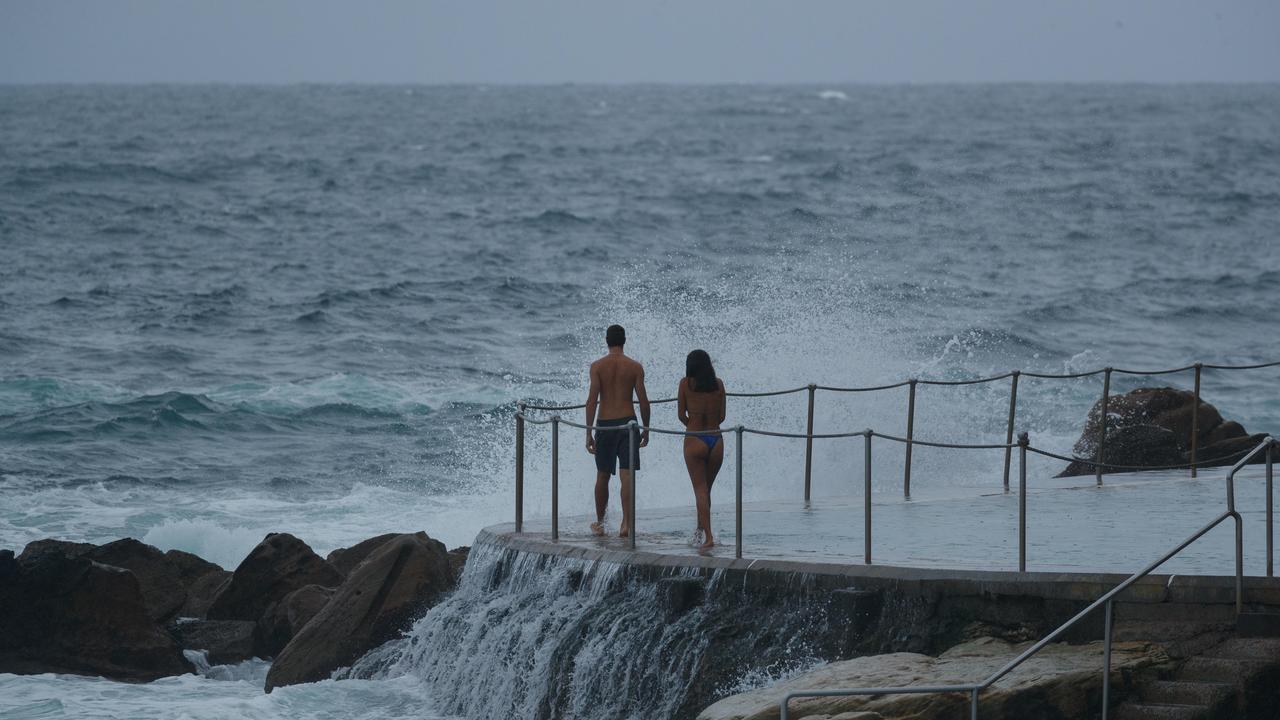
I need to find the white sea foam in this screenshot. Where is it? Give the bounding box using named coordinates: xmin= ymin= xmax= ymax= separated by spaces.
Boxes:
xmin=0 ymin=671 xmax=450 ymax=720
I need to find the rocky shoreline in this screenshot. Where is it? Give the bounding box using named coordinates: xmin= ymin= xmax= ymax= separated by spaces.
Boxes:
xmin=0 ymin=531 xmax=467 ymax=691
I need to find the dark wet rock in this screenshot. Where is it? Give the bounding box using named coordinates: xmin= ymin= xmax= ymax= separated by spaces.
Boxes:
xmin=87 ymin=539 xmax=223 ymax=622
xmin=206 ymin=533 xmax=341 ymax=623
xmin=0 ymin=549 xmax=15 ymax=581
xmin=256 ymin=584 xmax=335 ymax=657
xmin=326 ymin=533 xmax=399 ymax=577
xmin=16 ymin=539 xmax=95 ymax=564
xmin=447 ymin=545 xmax=470 ymax=579
xmin=1058 ymin=387 xmax=1272 ymax=477
xmin=179 ymin=569 xmax=232 ymax=619
xmin=0 ymin=550 xmax=192 ymax=680
xmin=265 ymin=532 xmax=454 ymax=690
xmin=169 ymin=619 xmax=256 ymax=665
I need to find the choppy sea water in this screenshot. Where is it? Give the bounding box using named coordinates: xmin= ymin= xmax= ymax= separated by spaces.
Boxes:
xmin=1 ymin=84 xmax=1278 ymax=718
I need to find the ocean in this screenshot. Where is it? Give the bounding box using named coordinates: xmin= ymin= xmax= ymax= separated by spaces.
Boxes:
xmin=1 ymin=84 xmax=1278 ymax=719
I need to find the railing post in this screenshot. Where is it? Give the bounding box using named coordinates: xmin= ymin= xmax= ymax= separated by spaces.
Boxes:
xmin=1003 ymin=372 xmax=1020 ymax=492
xmin=1102 ymin=598 xmax=1113 ymax=720
xmin=903 ymin=380 xmax=916 ymax=499
xmin=515 ymin=403 xmax=525 ymax=533
xmin=864 ymin=430 xmax=872 ymax=565
xmin=804 ymin=384 xmax=816 ymax=503
xmin=1234 ymin=511 xmax=1244 ymax=615
xmin=970 ymin=688 xmax=979 ymax=720
xmin=1191 ymin=363 xmax=1202 ymax=478
xmin=736 ymin=425 xmax=744 ymax=560
xmin=1268 ymin=439 xmax=1274 ymax=578
xmin=629 ymin=420 xmax=638 ymax=551
xmin=1019 ymin=431 xmax=1029 ymax=572
xmin=550 ymin=415 xmax=559 ymax=541
xmin=1095 ymin=368 xmax=1112 ymax=487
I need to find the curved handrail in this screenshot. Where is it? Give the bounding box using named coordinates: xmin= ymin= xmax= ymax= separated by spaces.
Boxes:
xmin=777 ymin=435 xmax=1275 ymax=720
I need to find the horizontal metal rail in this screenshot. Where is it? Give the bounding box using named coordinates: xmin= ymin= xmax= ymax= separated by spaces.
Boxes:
xmin=778 ymin=436 xmax=1275 ymax=720
xmin=519 ymin=357 xmax=1279 ymax=410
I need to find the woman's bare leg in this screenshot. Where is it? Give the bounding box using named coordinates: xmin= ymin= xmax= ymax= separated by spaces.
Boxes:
xmin=701 ymin=439 xmax=724 ymax=547
xmin=684 ymin=438 xmax=713 ymax=547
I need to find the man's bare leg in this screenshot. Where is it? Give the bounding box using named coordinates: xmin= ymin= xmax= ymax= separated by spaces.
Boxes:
xmin=618 ymin=469 xmax=634 ymax=537
xmin=592 ymin=471 xmax=610 ymax=536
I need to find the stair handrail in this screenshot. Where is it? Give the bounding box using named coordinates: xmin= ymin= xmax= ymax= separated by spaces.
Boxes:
xmin=778 ymin=435 xmax=1275 ymax=720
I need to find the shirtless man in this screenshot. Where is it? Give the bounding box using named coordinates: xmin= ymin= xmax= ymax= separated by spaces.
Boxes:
xmin=585 ymin=324 xmax=650 ymax=538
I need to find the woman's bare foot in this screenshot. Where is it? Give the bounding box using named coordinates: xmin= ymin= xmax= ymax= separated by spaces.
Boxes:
xmin=590 ymin=521 xmax=605 ymax=537
xmin=618 ymin=522 xmax=631 ymax=538
xmin=698 ymin=535 xmax=715 ymax=551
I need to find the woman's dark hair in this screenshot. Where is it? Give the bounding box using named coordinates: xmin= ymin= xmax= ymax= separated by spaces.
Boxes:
xmin=686 ymin=349 xmax=718 ymax=393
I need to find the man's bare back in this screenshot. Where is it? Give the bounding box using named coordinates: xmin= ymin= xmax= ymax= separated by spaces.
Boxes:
xmin=590 ymin=353 xmax=646 ymax=421
xmin=585 ymin=325 xmax=650 ymax=538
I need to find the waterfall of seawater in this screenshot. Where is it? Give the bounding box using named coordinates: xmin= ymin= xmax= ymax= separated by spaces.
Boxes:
xmin=350 ymin=538 xmax=860 ymax=720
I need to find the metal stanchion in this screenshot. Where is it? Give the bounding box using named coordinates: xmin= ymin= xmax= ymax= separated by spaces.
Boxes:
xmin=1003 ymin=372 xmax=1020 ymax=492
xmin=515 ymin=403 xmax=525 ymax=532
xmin=628 ymin=420 xmax=638 ymax=551
xmin=1191 ymin=363 xmax=1202 ymax=478
xmin=904 ymin=380 xmax=916 ymax=499
xmin=550 ymin=415 xmax=559 ymax=541
xmin=1095 ymin=368 xmax=1112 ymax=487
xmin=804 ymin=384 xmax=816 ymax=503
xmin=1102 ymin=599 xmax=1114 ymax=720
xmin=864 ymin=430 xmax=872 ymax=565
xmin=1268 ymin=441 xmax=1274 ymax=577
xmin=1019 ymin=431 xmax=1028 ymax=572
xmin=736 ymin=426 xmax=744 ymax=559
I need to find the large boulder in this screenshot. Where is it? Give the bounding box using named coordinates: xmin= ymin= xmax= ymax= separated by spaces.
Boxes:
xmin=697 ymin=636 xmax=1167 ymax=720
xmin=16 ymin=539 xmax=96 ymax=564
xmin=326 ymin=533 xmax=399 ymax=577
xmin=15 ymin=537 xmax=226 ymax=623
xmin=179 ymin=569 xmax=232 ymax=619
xmin=206 ymin=533 xmax=342 ymax=622
xmin=87 ymin=539 xmax=224 ymax=622
xmin=257 ymin=584 xmax=335 ymax=657
xmin=0 ymin=550 xmax=193 ymax=680
xmin=1059 ymin=387 xmax=1271 ymax=477
xmin=265 ymin=532 xmax=455 ymax=690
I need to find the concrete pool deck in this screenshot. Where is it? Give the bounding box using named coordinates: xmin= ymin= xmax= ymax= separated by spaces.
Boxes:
xmin=490 ymin=465 xmax=1280 ymax=605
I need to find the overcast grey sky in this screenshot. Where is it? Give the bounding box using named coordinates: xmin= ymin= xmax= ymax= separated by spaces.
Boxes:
xmin=2 ymin=0 xmax=1278 ymax=84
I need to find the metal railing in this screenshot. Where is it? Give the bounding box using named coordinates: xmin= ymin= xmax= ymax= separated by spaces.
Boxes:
xmin=520 ymin=358 xmax=1280 ymax=499
xmin=513 ymin=411 xmax=1272 ymax=573
xmin=776 ymin=436 xmax=1275 ymax=720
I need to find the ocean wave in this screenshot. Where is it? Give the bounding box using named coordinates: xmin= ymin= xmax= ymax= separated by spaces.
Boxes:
xmin=8 ymin=162 xmax=198 ymax=188
xmin=520 ymin=209 xmax=593 ymax=227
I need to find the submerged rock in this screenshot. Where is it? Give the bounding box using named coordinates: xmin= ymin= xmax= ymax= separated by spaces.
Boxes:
xmin=697 ymin=636 xmax=1167 ymax=720
xmin=0 ymin=550 xmax=193 ymax=680
xmin=265 ymin=531 xmax=455 ymax=690
xmin=206 ymin=532 xmax=342 ymax=623
xmin=1058 ymin=386 xmax=1271 ymax=477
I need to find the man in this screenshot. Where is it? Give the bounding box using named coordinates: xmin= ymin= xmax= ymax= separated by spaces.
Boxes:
xmin=585 ymin=324 xmax=650 ymax=538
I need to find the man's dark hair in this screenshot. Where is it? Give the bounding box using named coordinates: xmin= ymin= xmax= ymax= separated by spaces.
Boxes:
xmin=606 ymin=324 xmax=626 ymax=347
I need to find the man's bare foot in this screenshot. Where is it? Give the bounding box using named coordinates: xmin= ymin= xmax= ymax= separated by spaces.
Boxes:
xmin=618 ymin=522 xmax=631 ymax=538
xmin=590 ymin=521 xmax=605 ymax=537
xmin=698 ymin=536 xmax=715 ymax=551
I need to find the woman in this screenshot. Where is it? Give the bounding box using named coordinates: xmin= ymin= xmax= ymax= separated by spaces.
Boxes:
xmin=677 ymin=349 xmax=726 ymax=550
